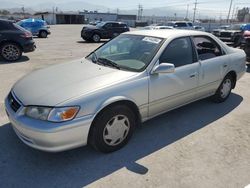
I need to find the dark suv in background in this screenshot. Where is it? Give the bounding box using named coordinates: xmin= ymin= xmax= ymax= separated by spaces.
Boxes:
xmin=0 ymin=19 xmax=35 ymax=62
xmin=81 ymin=21 xmax=129 ymax=42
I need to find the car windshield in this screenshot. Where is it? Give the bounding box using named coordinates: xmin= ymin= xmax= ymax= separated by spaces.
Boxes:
xmin=87 ymin=34 xmax=163 ymax=72
xmin=227 ymin=24 xmax=241 ymax=30
xmin=96 ymin=22 xmax=105 ymax=28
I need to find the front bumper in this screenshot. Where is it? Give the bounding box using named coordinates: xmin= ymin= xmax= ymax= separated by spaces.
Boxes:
xmin=5 ymin=94 xmax=93 ymax=152
xmin=22 ymin=40 xmax=36 ymax=53
xmin=81 ymin=30 xmax=92 ymax=40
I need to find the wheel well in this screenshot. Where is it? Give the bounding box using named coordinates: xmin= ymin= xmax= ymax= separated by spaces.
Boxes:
xmin=87 ymin=100 xmax=142 ymax=144
xmin=226 ymin=71 xmax=237 ymax=89
xmin=98 ymin=100 xmax=141 ymax=125
xmin=39 ymin=30 xmax=48 ymax=34
xmin=0 ymin=40 xmax=23 ymax=51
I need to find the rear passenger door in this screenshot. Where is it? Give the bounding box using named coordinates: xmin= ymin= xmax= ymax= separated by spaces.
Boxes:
xmin=192 ymin=36 xmax=229 ymax=98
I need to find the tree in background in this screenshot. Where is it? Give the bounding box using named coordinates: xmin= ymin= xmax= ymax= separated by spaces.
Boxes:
xmin=0 ymin=9 xmax=10 ymax=15
xmin=237 ymin=7 xmax=249 ymax=22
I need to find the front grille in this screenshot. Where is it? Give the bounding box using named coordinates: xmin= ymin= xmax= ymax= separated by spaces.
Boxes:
xmin=8 ymin=92 xmax=21 ymax=112
xmin=220 ymin=32 xmax=232 ymax=38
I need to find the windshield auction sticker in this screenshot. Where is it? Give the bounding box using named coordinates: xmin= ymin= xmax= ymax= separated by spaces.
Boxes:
xmin=142 ymin=37 xmax=161 ymax=44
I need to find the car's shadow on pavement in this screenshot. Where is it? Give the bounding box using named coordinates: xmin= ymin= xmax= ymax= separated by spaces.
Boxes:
xmin=0 ymin=56 xmax=30 ymax=64
xmin=0 ymin=93 xmax=243 ymax=188
xmin=76 ymin=40 xmax=108 ymax=44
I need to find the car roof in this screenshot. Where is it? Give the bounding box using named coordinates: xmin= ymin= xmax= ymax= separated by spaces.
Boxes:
xmin=0 ymin=19 xmax=13 ymax=23
xmin=20 ymin=18 xmax=45 ymax=23
xmin=125 ymin=29 xmax=208 ymax=39
xmin=104 ymin=21 xmax=126 ymax=24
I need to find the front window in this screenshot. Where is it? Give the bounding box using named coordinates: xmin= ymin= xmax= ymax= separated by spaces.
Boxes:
xmin=96 ymin=22 xmax=106 ymax=28
xmin=159 ymin=37 xmax=195 ymax=67
xmin=227 ymin=24 xmax=241 ymax=30
xmin=87 ymin=34 xmax=163 ymax=72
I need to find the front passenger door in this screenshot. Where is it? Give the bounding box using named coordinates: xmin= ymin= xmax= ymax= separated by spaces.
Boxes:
xmin=149 ymin=37 xmax=199 ymax=117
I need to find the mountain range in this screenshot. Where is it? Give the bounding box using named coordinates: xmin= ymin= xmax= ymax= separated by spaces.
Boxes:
xmin=0 ymin=0 xmax=187 ymax=18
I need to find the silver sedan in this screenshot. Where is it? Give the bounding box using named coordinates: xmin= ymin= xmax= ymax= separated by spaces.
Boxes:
xmin=5 ymin=30 xmax=246 ymax=153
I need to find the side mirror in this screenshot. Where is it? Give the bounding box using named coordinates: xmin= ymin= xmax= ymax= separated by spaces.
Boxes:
xmin=152 ymin=63 xmax=175 ymax=74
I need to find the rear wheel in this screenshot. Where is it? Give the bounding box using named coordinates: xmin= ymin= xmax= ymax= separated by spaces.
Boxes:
xmin=212 ymin=75 xmax=233 ymax=103
xmin=39 ymin=30 xmax=48 ymax=38
xmin=89 ymin=105 xmax=136 ymax=153
xmin=0 ymin=42 xmax=22 ymax=62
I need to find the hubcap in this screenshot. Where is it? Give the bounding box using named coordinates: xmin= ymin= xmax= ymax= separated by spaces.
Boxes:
xmin=41 ymin=32 xmax=47 ymax=37
xmin=93 ymin=34 xmax=100 ymax=42
xmin=103 ymin=115 xmax=130 ymax=146
xmin=2 ymin=44 xmax=20 ymax=61
xmin=220 ymin=78 xmax=232 ymax=98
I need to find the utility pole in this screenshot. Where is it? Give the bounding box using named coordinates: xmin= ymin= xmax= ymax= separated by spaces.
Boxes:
xmin=116 ymin=8 xmax=119 ymax=15
xmin=227 ymin=0 xmax=233 ymax=23
xmin=185 ymin=4 xmax=189 ymax=20
xmin=193 ymin=0 xmax=198 ymax=23
xmin=138 ymin=4 xmax=143 ymax=21
xmin=21 ymin=6 xmax=25 ymax=18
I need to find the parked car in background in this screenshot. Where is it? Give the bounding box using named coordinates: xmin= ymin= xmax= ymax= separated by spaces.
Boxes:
xmin=242 ymin=30 xmax=250 ymax=62
xmin=212 ymin=25 xmax=230 ymax=36
xmin=153 ymin=26 xmax=174 ymax=30
xmin=212 ymin=24 xmax=243 ymax=46
xmin=17 ymin=18 xmax=51 ymax=38
xmin=141 ymin=25 xmax=173 ymax=30
xmin=89 ymin=21 xmax=102 ymax=26
xmin=81 ymin=21 xmax=130 ymax=42
xmin=0 ymin=19 xmax=35 ymax=62
xmin=167 ymin=21 xmax=194 ymax=30
xmin=5 ymin=30 xmax=246 ymax=153
xmin=194 ymin=26 xmax=205 ymax=32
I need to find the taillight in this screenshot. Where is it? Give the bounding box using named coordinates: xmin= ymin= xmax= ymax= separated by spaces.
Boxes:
xmin=21 ymin=32 xmax=32 ymax=38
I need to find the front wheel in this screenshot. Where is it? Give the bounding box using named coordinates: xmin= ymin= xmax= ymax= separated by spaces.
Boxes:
xmin=0 ymin=43 xmax=22 ymax=62
xmin=89 ymin=105 xmax=136 ymax=153
xmin=212 ymin=75 xmax=233 ymax=103
xmin=92 ymin=34 xmax=101 ymax=42
xmin=39 ymin=31 xmax=48 ymax=38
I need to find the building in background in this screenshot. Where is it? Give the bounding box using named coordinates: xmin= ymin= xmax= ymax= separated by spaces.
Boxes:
xmin=33 ymin=11 xmax=137 ymax=27
xmin=34 ymin=12 xmax=85 ymax=24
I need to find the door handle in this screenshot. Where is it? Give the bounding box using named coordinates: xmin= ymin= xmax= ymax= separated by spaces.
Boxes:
xmin=189 ymin=73 xmax=197 ymax=78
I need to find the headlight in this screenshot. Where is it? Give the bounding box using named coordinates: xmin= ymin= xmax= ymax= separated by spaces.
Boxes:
xmin=25 ymin=106 xmax=80 ymax=122
xmin=25 ymin=106 xmax=52 ymax=121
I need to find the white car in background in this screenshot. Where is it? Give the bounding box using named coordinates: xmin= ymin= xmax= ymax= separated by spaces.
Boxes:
xmin=194 ymin=26 xmax=206 ymax=32
xmin=5 ymin=30 xmax=246 ymax=153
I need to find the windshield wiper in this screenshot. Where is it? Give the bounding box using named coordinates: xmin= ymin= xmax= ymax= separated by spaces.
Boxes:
xmin=97 ymin=57 xmax=120 ymax=70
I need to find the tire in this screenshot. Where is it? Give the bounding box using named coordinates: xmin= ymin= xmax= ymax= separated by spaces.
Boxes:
xmin=212 ymin=74 xmax=233 ymax=103
xmin=39 ymin=31 xmax=48 ymax=38
xmin=92 ymin=34 xmax=101 ymax=42
xmin=0 ymin=42 xmax=22 ymax=62
xmin=89 ymin=105 xmax=136 ymax=153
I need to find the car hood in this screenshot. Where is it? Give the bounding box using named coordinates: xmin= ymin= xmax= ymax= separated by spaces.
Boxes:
xmin=83 ymin=25 xmax=98 ymax=30
xmin=220 ymin=30 xmax=241 ymax=33
xmin=12 ymin=59 xmax=138 ymax=106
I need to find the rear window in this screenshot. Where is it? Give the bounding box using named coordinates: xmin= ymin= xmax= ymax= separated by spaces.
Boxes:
xmin=0 ymin=21 xmax=14 ymax=30
xmin=13 ymin=23 xmax=28 ymax=32
xmin=175 ymin=22 xmax=187 ymax=27
xmin=120 ymin=24 xmax=128 ymax=28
